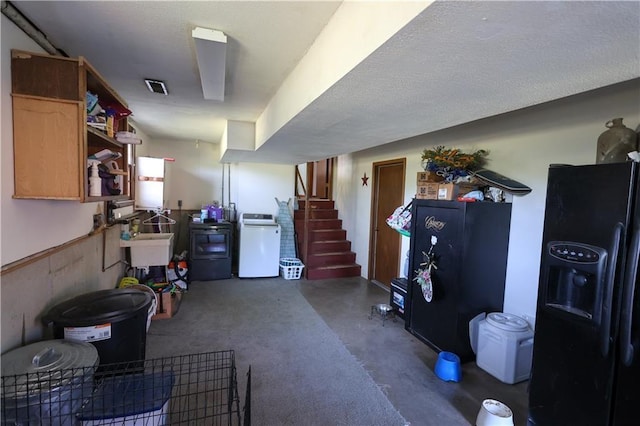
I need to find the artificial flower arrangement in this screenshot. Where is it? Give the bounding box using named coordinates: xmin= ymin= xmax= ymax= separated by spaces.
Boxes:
xmin=413 ymin=236 xmax=438 ymax=302
xmin=421 ymin=145 xmax=489 ymax=175
xmin=414 ymin=257 xmax=436 ymax=303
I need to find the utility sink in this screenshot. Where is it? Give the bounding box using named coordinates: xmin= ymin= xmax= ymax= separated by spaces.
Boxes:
xmin=120 ymin=233 xmax=174 ymax=267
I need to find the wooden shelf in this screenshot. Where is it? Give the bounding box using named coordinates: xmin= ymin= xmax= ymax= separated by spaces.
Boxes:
xmin=11 ymin=50 xmax=132 ymax=202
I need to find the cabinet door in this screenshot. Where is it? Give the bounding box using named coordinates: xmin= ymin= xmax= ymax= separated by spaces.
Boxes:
xmin=12 ymin=96 xmax=82 ymax=199
xmin=409 ymin=202 xmax=463 ymax=353
xmin=11 ymin=50 xmax=131 ymax=202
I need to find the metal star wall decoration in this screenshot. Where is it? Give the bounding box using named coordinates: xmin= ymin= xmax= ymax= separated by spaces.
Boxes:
xmin=361 ymin=172 xmax=369 ymax=186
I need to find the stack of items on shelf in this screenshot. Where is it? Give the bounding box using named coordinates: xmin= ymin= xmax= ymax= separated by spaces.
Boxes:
xmin=417 ymin=146 xmax=487 ymax=201
xmin=416 ymin=146 xmax=532 ymax=201
xmin=85 ymin=91 xmax=132 ymax=138
xmin=416 ymin=172 xmax=480 ymax=201
xmin=87 ymin=150 xmax=124 ymax=197
xmin=86 ymin=91 xmax=106 ymax=130
xmin=116 ymin=131 xmax=142 ymax=145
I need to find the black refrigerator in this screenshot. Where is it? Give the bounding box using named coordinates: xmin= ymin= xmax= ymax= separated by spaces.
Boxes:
xmin=405 ymin=199 xmax=512 ymax=362
xmin=528 ymin=162 xmax=640 ymax=425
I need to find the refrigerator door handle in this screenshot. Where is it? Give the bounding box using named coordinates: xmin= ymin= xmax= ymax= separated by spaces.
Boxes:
xmin=621 ymin=223 xmax=640 ymax=366
xmin=601 ymin=222 xmax=623 ymax=357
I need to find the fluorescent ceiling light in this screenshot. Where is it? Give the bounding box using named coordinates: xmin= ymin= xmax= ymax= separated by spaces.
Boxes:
xmin=192 ymin=27 xmax=227 ymax=101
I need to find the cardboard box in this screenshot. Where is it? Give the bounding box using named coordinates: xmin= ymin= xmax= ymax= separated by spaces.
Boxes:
xmin=152 ymin=290 xmax=183 ymax=320
xmin=417 ymin=171 xmax=444 ymax=183
xmin=437 ymin=182 xmax=479 ymax=200
xmin=416 ymin=183 xmax=440 ymax=200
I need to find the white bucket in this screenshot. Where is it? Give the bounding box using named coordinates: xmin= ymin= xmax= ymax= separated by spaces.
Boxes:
xmin=475 ymin=399 xmax=514 ymax=426
xmin=127 ymin=284 xmax=158 ymax=331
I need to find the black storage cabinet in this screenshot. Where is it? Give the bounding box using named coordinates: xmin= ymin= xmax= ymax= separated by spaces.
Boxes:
xmin=405 ymin=199 xmax=512 ymax=362
xmin=42 ymin=289 xmax=153 ymax=366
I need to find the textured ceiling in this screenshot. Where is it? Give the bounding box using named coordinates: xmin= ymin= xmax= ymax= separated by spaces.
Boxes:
xmin=9 ymin=1 xmax=640 ymax=164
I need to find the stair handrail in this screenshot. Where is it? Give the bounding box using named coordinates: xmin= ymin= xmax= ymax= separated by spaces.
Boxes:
xmin=295 ymin=166 xmax=307 ymax=198
xmin=302 ymin=164 xmax=312 ymax=279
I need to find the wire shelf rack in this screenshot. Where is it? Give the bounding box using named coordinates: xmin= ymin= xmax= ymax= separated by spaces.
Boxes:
xmin=1 ymin=350 xmax=246 ymax=425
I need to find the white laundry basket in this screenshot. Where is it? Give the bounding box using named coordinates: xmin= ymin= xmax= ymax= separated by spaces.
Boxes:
xmin=279 ymin=258 xmax=304 ymax=280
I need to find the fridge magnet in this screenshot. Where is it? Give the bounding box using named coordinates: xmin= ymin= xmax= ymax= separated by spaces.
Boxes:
xmin=414 ymin=236 xmax=438 ymax=303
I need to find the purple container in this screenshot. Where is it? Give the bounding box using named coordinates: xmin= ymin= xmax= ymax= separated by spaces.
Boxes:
xmin=207 ymin=206 xmax=224 ymax=220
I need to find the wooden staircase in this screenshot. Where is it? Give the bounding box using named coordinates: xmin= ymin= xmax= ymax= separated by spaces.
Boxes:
xmin=295 ymin=199 xmax=361 ymax=280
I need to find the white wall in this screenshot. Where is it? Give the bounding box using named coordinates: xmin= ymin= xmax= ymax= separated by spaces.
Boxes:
xmin=136 ymin=138 xmax=224 ymax=210
xmin=1 ymin=15 xmax=101 ymax=266
xmin=336 ymin=79 xmax=640 ymax=321
xmin=134 ymin=136 xmax=294 ymax=218
xmin=235 ymin=163 xmax=295 ymax=219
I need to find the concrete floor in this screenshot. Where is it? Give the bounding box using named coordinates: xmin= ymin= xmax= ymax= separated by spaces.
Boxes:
xmin=149 ymin=276 xmax=529 ymax=425
xmin=299 ymin=277 xmax=529 ymax=426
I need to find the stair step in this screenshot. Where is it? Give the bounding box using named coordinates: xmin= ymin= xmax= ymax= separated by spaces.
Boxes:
xmin=306 ymin=263 xmax=362 ymax=280
xmin=298 ymin=199 xmax=335 ymax=210
xmin=294 ymin=209 xmax=338 ymax=220
xmin=299 ymin=229 xmax=346 ymax=242
xmin=295 ymin=218 xmax=342 ymax=230
xmin=312 ymin=229 xmax=346 ymax=240
xmin=309 ymin=240 xmax=352 ymax=253
xmin=306 ymin=251 xmax=356 ymax=268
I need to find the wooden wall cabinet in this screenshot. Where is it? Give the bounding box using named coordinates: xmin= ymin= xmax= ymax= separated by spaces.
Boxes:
xmin=10 ymin=50 xmax=131 ymax=201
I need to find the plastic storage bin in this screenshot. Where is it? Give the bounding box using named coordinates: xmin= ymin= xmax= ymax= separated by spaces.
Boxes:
xmin=279 ymin=258 xmax=304 ymax=280
xmin=77 ymin=371 xmax=174 ymax=426
xmin=476 ymin=313 xmax=534 ymax=384
xmin=42 ymin=289 xmax=154 ymax=367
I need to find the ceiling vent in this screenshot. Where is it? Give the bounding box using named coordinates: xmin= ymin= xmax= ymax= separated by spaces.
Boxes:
xmin=144 ymin=79 xmax=168 ymax=95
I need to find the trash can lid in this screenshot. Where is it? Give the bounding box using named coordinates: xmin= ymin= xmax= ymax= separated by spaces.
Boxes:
xmin=486 ymin=313 xmax=530 ymax=332
xmin=1 ymin=339 xmax=98 ymax=398
xmin=43 ymin=289 xmax=153 ymax=327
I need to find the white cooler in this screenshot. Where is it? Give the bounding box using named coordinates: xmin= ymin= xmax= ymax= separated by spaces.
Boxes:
xmin=476 ymin=313 xmax=534 ymax=384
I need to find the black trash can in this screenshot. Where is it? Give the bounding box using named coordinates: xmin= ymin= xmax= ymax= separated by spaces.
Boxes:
xmin=42 ymin=289 xmax=153 ymax=367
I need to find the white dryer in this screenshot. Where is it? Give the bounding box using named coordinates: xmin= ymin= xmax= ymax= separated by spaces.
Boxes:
xmin=238 ymin=213 xmax=281 ymax=278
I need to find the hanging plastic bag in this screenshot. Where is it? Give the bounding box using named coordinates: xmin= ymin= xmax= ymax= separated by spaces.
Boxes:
xmin=385 ymin=201 xmax=412 ymax=237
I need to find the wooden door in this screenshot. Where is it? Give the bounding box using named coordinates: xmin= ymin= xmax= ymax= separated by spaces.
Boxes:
xmin=311 ymin=158 xmax=332 ymax=199
xmin=369 ymin=159 xmax=406 ymax=287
